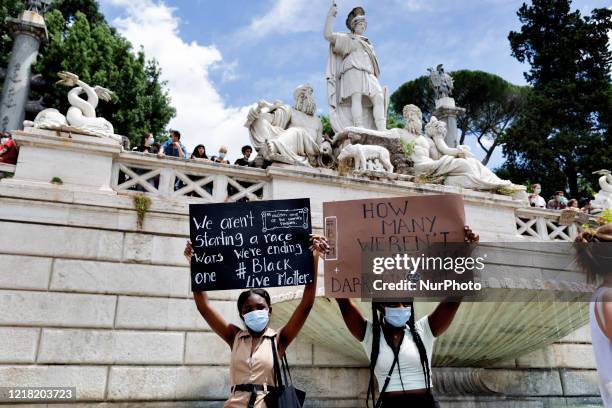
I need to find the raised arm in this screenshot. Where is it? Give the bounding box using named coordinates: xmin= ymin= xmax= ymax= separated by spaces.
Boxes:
xmin=596 ymin=289 xmax=612 ymax=341
xmin=428 ymin=298 xmax=461 ymax=337
xmin=278 ymin=235 xmax=329 ymax=354
xmin=184 ymin=241 xmax=240 ymax=346
xmin=336 ymin=298 xmax=367 ymax=341
xmin=428 ymin=226 xmax=479 ymax=337
xmin=323 ymin=2 xmax=337 ymax=44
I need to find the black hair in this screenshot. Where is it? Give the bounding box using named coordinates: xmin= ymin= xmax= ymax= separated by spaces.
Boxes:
xmin=367 ymin=301 xmax=431 ymax=407
xmin=574 ymin=223 xmax=612 ymax=283
xmin=241 ymin=145 xmax=253 ymax=155
xmin=171 ymin=130 xmax=181 ymax=139
xmin=140 ymin=133 xmax=152 ymax=146
xmin=237 ymin=288 xmax=271 ymax=315
xmin=191 ymin=144 xmax=208 ymax=159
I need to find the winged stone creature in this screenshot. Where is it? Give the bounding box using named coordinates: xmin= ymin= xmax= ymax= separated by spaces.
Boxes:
xmin=24 ymin=71 xmax=120 ymax=142
xmin=428 ymin=64 xmax=454 ymax=99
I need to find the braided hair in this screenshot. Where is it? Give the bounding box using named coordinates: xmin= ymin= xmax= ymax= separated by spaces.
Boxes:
xmin=366 ymin=301 xmax=431 ymax=407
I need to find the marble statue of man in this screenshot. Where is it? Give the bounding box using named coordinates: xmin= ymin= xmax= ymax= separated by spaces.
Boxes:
xmin=245 ymin=84 xmax=323 ymax=166
xmin=392 ymin=105 xmax=525 ymax=193
xmin=324 ymin=3 xmax=387 ymax=132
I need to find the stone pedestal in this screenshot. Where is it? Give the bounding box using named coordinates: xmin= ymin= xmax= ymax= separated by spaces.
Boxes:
xmin=3 ymin=127 xmax=122 ymax=192
xmin=433 ymin=97 xmax=465 ymax=148
xmin=0 ymin=10 xmax=48 ymax=132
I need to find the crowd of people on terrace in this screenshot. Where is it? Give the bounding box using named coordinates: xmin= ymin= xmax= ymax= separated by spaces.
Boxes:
xmin=528 ymin=183 xmax=594 ymax=214
xmin=132 ymin=129 xmax=254 ymax=167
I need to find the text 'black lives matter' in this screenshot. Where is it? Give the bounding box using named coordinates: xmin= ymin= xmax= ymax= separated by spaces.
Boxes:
xmin=189 ymin=198 xmax=313 ymax=291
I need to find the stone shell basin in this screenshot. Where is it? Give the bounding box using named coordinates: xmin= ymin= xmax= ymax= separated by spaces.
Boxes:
xmin=270 ymin=242 xmax=593 ymax=367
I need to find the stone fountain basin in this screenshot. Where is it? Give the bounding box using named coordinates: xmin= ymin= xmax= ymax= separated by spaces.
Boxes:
xmin=271 ymin=242 xmax=593 ymax=367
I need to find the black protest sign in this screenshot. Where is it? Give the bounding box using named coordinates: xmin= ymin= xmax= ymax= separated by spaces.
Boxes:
xmin=189 ymin=198 xmax=313 ymax=291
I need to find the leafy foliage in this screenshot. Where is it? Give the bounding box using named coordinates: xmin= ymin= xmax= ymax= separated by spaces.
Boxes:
xmin=0 ymin=0 xmax=24 ymax=69
xmin=1 ymin=0 xmax=175 ymax=145
xmin=391 ymin=70 xmax=528 ymax=164
xmin=318 ymin=114 xmax=333 ymax=137
xmin=498 ymin=0 xmax=612 ymax=200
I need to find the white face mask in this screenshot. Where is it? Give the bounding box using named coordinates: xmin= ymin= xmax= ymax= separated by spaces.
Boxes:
xmin=0 ymin=138 xmax=6 ymax=145
xmin=218 ymin=152 xmax=226 ymax=159
xmin=148 ymin=137 xmax=154 ymax=145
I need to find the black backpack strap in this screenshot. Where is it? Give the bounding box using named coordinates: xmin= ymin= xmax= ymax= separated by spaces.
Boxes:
xmin=270 ymin=335 xmax=284 ymax=388
xmin=281 ymin=353 xmax=293 ymax=384
xmin=374 ymin=329 xmax=405 ymax=408
xmin=374 ymin=352 xmax=399 ymax=408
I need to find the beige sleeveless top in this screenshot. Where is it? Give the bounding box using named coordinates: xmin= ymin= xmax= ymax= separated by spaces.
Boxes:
xmin=224 ymin=327 xmax=278 ymax=408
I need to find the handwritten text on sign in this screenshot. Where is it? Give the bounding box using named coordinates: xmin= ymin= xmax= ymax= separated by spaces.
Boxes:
xmin=323 ymin=195 xmax=465 ymax=297
xmin=189 ymin=199 xmax=313 ymax=291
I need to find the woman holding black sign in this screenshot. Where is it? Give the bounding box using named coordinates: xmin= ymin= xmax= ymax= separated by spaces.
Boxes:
xmin=335 ymin=226 xmax=479 ymax=408
xmin=184 ymin=235 xmax=329 ymax=408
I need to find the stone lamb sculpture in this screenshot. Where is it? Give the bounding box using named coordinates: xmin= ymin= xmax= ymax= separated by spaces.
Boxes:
xmin=337 ymin=143 xmax=394 ymax=173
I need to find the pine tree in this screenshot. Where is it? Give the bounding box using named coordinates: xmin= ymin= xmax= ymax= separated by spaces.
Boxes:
xmin=391 ymin=70 xmax=528 ymax=164
xmin=498 ymin=0 xmax=612 ymax=200
xmin=1 ymin=0 xmax=175 ymax=145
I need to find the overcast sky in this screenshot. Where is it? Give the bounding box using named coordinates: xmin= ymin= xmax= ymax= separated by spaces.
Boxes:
xmin=99 ymin=0 xmax=610 ymax=167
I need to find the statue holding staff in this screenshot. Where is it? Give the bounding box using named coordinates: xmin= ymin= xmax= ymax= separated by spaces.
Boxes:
xmin=324 ymin=2 xmax=388 ymax=133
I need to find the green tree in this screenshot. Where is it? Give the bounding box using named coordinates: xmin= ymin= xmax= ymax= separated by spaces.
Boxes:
xmin=391 ymin=70 xmax=528 ymax=164
xmin=0 ymin=0 xmax=24 ymax=69
xmin=386 ymin=106 xmax=404 ymax=130
xmin=499 ymin=0 xmax=612 ymax=200
xmin=1 ymin=1 xmax=175 ymax=145
xmin=48 ymin=0 xmax=106 ymax=25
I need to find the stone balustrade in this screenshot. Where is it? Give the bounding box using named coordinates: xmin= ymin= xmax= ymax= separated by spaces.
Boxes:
xmin=113 ymin=149 xmax=592 ymax=243
xmin=515 ymin=207 xmax=590 ymax=242
xmin=0 ymin=162 xmax=15 ymax=175
xmin=112 ymin=151 xmax=271 ymax=202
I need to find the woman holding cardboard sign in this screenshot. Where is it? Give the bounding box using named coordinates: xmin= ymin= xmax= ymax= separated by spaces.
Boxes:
xmin=335 ymin=226 xmax=479 ymax=408
xmin=184 ymin=235 xmax=329 ymax=408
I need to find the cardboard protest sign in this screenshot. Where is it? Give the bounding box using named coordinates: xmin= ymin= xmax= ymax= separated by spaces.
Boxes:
xmin=189 ymin=198 xmax=313 ymax=291
xmin=323 ymin=194 xmax=466 ymax=298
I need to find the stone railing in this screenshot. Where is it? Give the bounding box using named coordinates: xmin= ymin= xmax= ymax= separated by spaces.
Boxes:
xmin=112 ymin=152 xmax=272 ymax=202
xmin=515 ymin=207 xmax=588 ymax=241
xmin=0 ymin=162 xmax=15 ymax=175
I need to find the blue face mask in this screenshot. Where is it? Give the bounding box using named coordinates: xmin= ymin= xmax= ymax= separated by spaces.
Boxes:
xmin=243 ymin=309 xmax=269 ymax=333
xmin=384 ymin=306 xmax=412 ymax=328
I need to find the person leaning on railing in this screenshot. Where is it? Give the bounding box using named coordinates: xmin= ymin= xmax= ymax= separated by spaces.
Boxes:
xmin=234 ymin=145 xmax=254 ymax=167
xmin=133 ymin=133 xmax=159 ymax=154
xmin=191 ymin=144 xmax=210 ymax=161
xmin=158 ymin=130 xmax=187 ymax=159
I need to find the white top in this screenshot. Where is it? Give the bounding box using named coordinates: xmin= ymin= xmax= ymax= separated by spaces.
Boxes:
xmin=591 ymin=287 xmax=612 ymax=407
xmin=529 ymin=194 xmax=546 ymax=208
xmin=361 ymin=316 xmax=435 ymax=392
